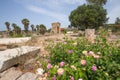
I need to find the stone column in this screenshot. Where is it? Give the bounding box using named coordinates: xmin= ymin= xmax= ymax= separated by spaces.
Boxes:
xmin=85 ymin=29 xmax=95 ymax=43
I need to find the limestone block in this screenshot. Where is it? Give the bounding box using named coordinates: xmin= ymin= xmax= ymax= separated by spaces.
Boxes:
xmin=0 ymin=37 xmax=31 ymax=45
xmin=0 ymin=46 xmax=7 ymax=51
xmin=17 ymin=72 xmax=38 ymax=80
xmin=0 ymin=67 xmax=23 ymax=80
xmin=85 ymin=29 xmax=96 ymax=43
xmin=0 ymin=46 xmax=40 ymax=72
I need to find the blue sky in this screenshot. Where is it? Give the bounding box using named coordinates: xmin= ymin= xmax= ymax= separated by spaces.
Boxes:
xmin=0 ymin=0 xmax=120 ymax=31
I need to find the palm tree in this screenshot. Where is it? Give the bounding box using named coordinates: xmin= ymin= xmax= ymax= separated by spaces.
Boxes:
xmin=12 ymin=23 xmax=22 ymax=35
xmin=21 ymin=18 xmax=30 ymax=33
xmin=16 ymin=26 xmax=21 ymax=34
xmin=12 ymin=23 xmax=17 ymax=29
xmin=12 ymin=23 xmax=17 ymax=34
xmin=36 ymin=25 xmax=40 ymax=34
xmin=31 ymin=24 xmax=34 ymax=32
xmin=5 ymin=22 xmax=10 ymax=31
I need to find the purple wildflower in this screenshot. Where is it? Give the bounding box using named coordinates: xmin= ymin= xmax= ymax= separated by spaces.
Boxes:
xmin=68 ymin=50 xmax=73 ymax=54
xmin=53 ymin=75 xmax=56 ymax=80
xmin=70 ymin=76 xmax=74 ymax=80
xmin=92 ymin=65 xmax=97 ymax=72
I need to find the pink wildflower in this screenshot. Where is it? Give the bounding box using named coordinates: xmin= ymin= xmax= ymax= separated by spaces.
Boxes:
xmin=64 ymin=42 xmax=67 ymax=44
xmin=88 ymin=51 xmax=94 ymax=56
xmin=57 ymin=68 xmax=64 ymax=75
xmin=60 ymin=61 xmax=65 ymax=67
xmin=92 ymin=65 xmax=97 ymax=72
xmin=93 ymin=55 xmax=100 ymax=59
xmin=53 ymin=75 xmax=56 ymax=80
xmin=47 ymin=63 xmax=52 ymax=69
xmin=80 ymin=60 xmax=86 ymax=66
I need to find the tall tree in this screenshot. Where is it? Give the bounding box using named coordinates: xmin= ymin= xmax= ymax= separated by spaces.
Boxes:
xmin=31 ymin=24 xmax=34 ymax=32
xmin=15 ymin=26 xmax=21 ymax=34
xmin=36 ymin=25 xmax=39 ymax=32
xmin=12 ymin=23 xmax=17 ymax=34
xmin=21 ymin=18 xmax=30 ymax=33
xmin=12 ymin=23 xmax=21 ymax=35
xmin=115 ymin=17 xmax=120 ymax=24
xmin=12 ymin=23 xmax=17 ymax=29
xmin=86 ymin=0 xmax=107 ymax=6
xmin=37 ymin=24 xmax=46 ymax=35
xmin=5 ymin=22 xmax=10 ymax=31
xmin=69 ymin=4 xmax=107 ymax=29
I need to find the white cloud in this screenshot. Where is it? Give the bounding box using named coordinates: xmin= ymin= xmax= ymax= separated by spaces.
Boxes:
xmin=13 ymin=0 xmax=87 ymax=25
xmin=26 ymin=5 xmax=68 ymax=22
xmin=61 ymin=0 xmax=86 ymax=4
xmin=36 ymin=0 xmax=86 ymax=5
xmin=34 ymin=0 xmax=86 ymax=11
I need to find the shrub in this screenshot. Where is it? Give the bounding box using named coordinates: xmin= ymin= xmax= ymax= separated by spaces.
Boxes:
xmin=45 ymin=36 xmax=120 ymax=80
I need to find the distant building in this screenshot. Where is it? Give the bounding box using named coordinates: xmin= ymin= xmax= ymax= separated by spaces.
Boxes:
xmin=51 ymin=22 xmax=61 ymax=34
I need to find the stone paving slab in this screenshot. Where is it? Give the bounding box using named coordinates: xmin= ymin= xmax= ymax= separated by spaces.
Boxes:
xmin=0 ymin=67 xmax=23 ymax=80
xmin=0 ymin=37 xmax=31 ymax=45
xmin=17 ymin=72 xmax=38 ymax=80
xmin=0 ymin=46 xmax=40 ymax=72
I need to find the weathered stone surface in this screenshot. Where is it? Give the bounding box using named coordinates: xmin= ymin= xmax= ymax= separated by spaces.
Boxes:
xmin=17 ymin=72 xmax=38 ymax=80
xmin=23 ymin=59 xmax=37 ymax=72
xmin=0 ymin=45 xmax=7 ymax=51
xmin=0 ymin=46 xmax=40 ymax=72
xmin=51 ymin=22 xmax=61 ymax=34
xmin=0 ymin=35 xmax=3 ymax=38
xmin=0 ymin=67 xmax=23 ymax=80
xmin=85 ymin=29 xmax=96 ymax=43
xmin=78 ymin=31 xmax=84 ymax=36
xmin=0 ymin=37 xmax=31 ymax=45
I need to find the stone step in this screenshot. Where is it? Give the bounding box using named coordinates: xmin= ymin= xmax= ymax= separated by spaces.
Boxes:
xmin=0 ymin=37 xmax=31 ymax=45
xmin=0 ymin=46 xmax=40 ymax=72
xmin=17 ymin=72 xmax=38 ymax=80
xmin=0 ymin=67 xmax=23 ymax=80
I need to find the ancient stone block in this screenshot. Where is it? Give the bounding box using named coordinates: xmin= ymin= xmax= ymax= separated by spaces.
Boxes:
xmin=51 ymin=22 xmax=61 ymax=34
xmin=85 ymin=29 xmax=96 ymax=43
xmin=0 ymin=37 xmax=31 ymax=45
xmin=0 ymin=46 xmax=40 ymax=72
xmin=0 ymin=67 xmax=22 ymax=80
xmin=17 ymin=72 xmax=38 ymax=80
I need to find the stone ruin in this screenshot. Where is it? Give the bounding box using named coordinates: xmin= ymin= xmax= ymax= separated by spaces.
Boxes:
xmin=0 ymin=38 xmax=41 ymax=80
xmin=85 ymin=29 xmax=96 ymax=43
xmin=51 ymin=22 xmax=61 ymax=34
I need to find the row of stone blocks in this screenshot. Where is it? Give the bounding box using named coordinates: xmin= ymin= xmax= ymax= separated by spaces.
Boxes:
xmin=0 ymin=46 xmax=40 ymax=72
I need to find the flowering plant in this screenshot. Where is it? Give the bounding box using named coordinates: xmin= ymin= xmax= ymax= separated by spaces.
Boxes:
xmin=45 ymin=36 xmax=120 ymax=80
